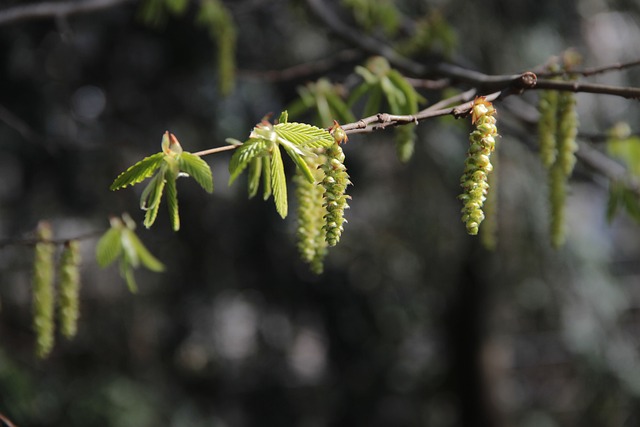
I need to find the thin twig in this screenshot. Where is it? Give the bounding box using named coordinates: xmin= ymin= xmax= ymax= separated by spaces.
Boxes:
xmin=0 ymin=230 xmax=105 ymax=250
xmin=0 ymin=0 xmax=135 ymax=26
xmin=192 ymin=144 xmax=237 ymax=157
xmin=239 ymin=49 xmax=364 ymax=83
xmin=0 ymin=413 xmax=17 ymax=427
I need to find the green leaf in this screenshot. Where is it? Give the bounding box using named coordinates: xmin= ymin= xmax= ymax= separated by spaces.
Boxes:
xmin=607 ymin=136 xmax=640 ymax=177
xmin=606 ymin=181 xmax=622 ymax=223
xmin=228 ymin=139 xmax=270 ymax=184
xmin=347 ymin=81 xmax=373 ymax=107
xmin=381 ymin=75 xmax=405 ymax=114
xmin=274 ymin=122 xmax=334 ymax=148
xmin=270 ymin=144 xmax=288 ymax=218
xmin=110 ymin=153 xmax=165 ymax=191
xmin=262 ymin=156 xmax=272 ymax=200
xmin=248 ymin=158 xmax=262 ymax=198
xmin=278 ymin=110 xmax=289 ymax=124
xmin=325 ymin=91 xmax=357 ymax=124
xmin=96 ymin=228 xmax=123 ymax=267
xmin=363 ymin=84 xmax=383 ymax=118
xmin=387 ymin=69 xmax=424 ymax=112
xmin=120 ymin=258 xmax=138 ymax=293
xmin=122 ymin=229 xmax=165 ymax=272
xmin=141 ymin=169 xmax=167 ymax=229
xmin=165 ymin=0 xmax=188 ymax=14
xmin=621 ymin=187 xmax=640 ymax=223
xmin=165 ymin=170 xmax=180 ymax=231
xmin=279 ymin=139 xmax=315 ymax=184
xmin=178 ymin=152 xmax=214 ymax=193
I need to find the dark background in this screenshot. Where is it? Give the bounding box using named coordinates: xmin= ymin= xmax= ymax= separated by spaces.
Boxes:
xmin=2 ymin=0 xmax=640 ymax=426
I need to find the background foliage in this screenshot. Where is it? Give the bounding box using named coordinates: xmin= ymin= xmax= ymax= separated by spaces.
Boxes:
xmin=2 ymin=0 xmax=640 ymax=426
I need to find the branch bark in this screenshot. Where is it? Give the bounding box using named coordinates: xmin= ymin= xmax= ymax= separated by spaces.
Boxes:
xmin=0 ymin=0 xmax=135 ymax=26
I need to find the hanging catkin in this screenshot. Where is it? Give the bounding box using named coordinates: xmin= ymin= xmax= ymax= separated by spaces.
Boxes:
xmin=32 ymin=221 xmax=56 ymax=358
xmin=459 ymin=97 xmax=498 ymax=235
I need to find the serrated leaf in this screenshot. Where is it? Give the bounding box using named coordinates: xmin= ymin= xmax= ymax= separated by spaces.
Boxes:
xmin=274 ymin=122 xmax=334 ymax=149
xmin=122 ymin=229 xmax=165 ymax=272
xmin=110 ymin=153 xmax=165 ymax=191
xmin=165 ymin=170 xmax=180 ymax=231
xmin=228 ymin=139 xmax=270 ymax=184
xmin=262 ymin=156 xmax=272 ymax=200
xmin=278 ymin=110 xmax=289 ymax=124
xmin=178 ymin=152 xmax=214 ymax=193
xmin=248 ymin=158 xmax=262 ymax=198
xmin=280 ymin=139 xmax=315 ymax=184
xmin=96 ymin=228 xmax=123 ymax=267
xmin=270 ymin=145 xmax=288 ymax=218
xmin=141 ymin=170 xmax=167 ymax=229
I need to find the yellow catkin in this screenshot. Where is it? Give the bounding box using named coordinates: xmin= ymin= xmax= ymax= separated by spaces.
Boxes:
xmin=32 ymin=221 xmax=56 ymax=358
xmin=321 ymin=143 xmax=351 ymax=246
xmin=294 ymin=152 xmax=329 ymax=274
xmin=58 ymin=240 xmax=81 ymax=339
xmin=459 ymin=97 xmax=498 ymax=235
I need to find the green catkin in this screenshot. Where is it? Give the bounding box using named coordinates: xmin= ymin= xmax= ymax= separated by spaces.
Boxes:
xmin=459 ymin=97 xmax=498 ymax=235
xmin=321 ymin=143 xmax=351 ymax=246
xmin=32 ymin=221 xmax=56 ymax=358
xmin=480 ymin=142 xmax=499 ymax=250
xmin=537 ymin=89 xmax=559 ymax=168
xmin=549 ymin=88 xmax=579 ymax=247
xmin=294 ymin=153 xmax=329 ymax=274
xmin=58 ymin=240 xmax=81 ymax=339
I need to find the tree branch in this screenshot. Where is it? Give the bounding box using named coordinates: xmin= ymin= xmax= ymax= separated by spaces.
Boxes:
xmin=0 ymin=0 xmax=135 ymax=26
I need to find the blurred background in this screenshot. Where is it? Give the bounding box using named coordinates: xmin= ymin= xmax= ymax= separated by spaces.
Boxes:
xmin=2 ymin=0 xmax=640 ymax=426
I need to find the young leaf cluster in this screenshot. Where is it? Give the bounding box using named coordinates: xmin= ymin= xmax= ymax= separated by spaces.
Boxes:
xmin=341 ymin=0 xmax=400 ymax=36
xmin=287 ymin=78 xmax=356 ymax=128
xmin=111 ymin=131 xmax=213 ymax=231
xmin=229 ymin=114 xmax=351 ymax=273
xmin=31 ymin=222 xmax=82 ymax=358
xmin=96 ymin=214 xmax=165 ymax=293
xmin=349 ymin=56 xmax=425 ymax=162
xmin=228 ymin=116 xmax=335 ymax=219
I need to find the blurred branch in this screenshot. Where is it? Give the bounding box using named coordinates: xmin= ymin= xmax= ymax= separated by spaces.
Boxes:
xmin=0 ymin=0 xmax=136 ymax=26
xmin=0 ymin=230 xmax=104 ymax=250
xmin=239 ymin=49 xmax=363 ymax=83
xmin=0 ymin=412 xmax=17 ymax=427
xmin=306 ymin=0 xmax=640 ymax=99
xmin=537 ymin=59 xmax=640 ymax=78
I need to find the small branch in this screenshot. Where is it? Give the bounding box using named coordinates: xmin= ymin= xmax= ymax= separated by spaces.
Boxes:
xmin=0 ymin=413 xmax=17 ymax=427
xmin=0 ymin=230 xmax=104 ymax=250
xmin=192 ymin=144 xmax=237 ymax=157
xmin=537 ymin=59 xmax=640 ymax=78
xmin=576 ymin=141 xmax=640 ymax=194
xmin=534 ymin=78 xmax=640 ymax=99
xmin=0 ymin=0 xmax=135 ymax=26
